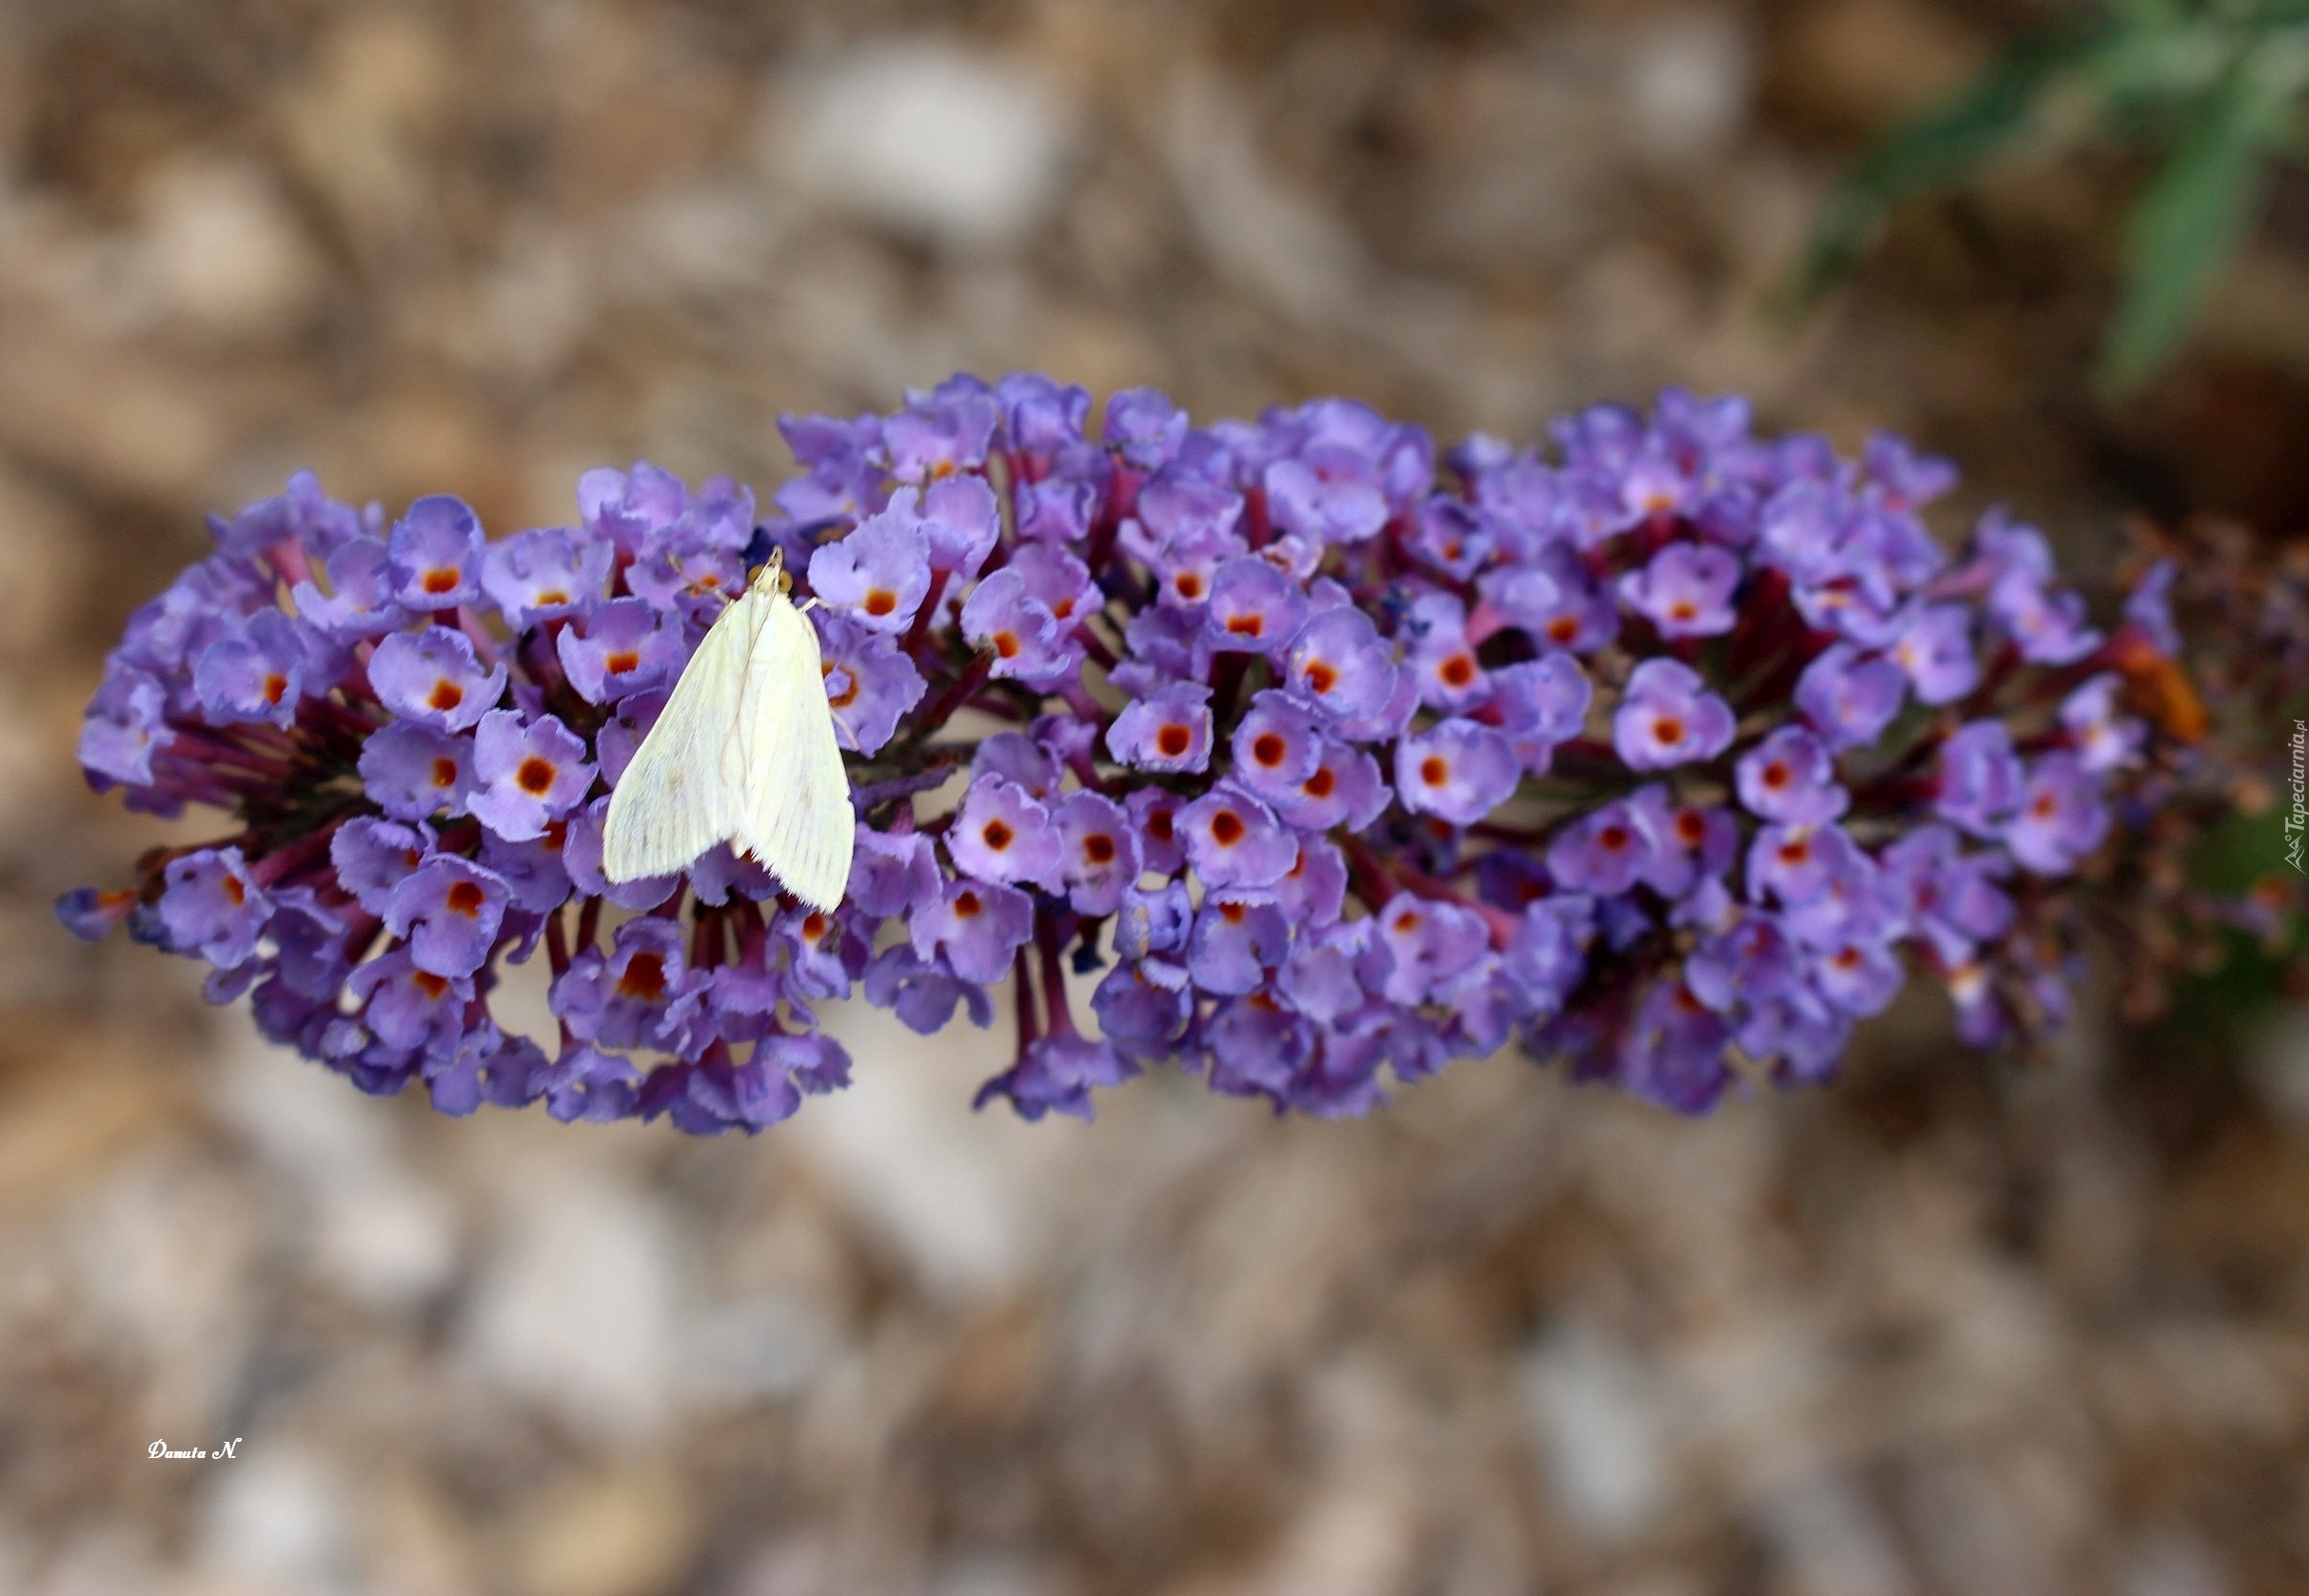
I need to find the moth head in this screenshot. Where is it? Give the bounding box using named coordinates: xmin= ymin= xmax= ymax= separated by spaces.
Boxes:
xmin=751 ymin=546 xmax=793 ymax=598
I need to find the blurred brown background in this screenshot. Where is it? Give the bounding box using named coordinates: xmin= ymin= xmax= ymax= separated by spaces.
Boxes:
xmin=8 ymin=1 xmax=2309 ymax=1592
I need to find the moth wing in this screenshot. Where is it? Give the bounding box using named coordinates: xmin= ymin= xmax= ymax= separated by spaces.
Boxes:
xmin=735 ymin=595 xmax=856 ymax=911
xmin=601 ymin=590 xmax=762 ymax=881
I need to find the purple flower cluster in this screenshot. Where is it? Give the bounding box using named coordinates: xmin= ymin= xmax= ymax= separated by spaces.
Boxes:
xmin=64 ymin=380 xmax=2188 ymax=1129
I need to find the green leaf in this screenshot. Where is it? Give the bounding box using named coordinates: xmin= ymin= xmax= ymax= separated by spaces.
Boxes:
xmin=1791 ymin=20 xmax=2112 ymax=309
xmin=2099 ymin=52 xmax=2301 ymax=391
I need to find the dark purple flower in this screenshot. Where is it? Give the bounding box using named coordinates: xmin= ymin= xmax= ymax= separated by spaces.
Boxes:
xmin=1618 ymin=980 xmax=1732 ymax=1115
xmin=385 ymin=495 xmax=486 ymax=611
xmin=1747 ymin=821 xmax=1862 ymax=909
xmin=977 ymin=1031 xmax=1131 ymax=1123
xmin=372 ymin=625 xmax=507 ymax=733
xmin=467 ymin=709 xmax=596 ymax=841
xmin=1092 ymin=956 xmax=1193 ymax=1045
xmin=1396 ymin=719 xmax=1519 ymax=826
xmin=1629 ymin=784 xmax=1737 ymax=899
xmin=347 ymin=948 xmax=470 ymax=1054
xmin=553 ymin=916 xmax=707 ymax=1053
xmin=1127 ymin=787 xmax=1188 ymax=875
xmin=1405 ymin=594 xmax=1490 ymax=714
xmin=1614 ymin=659 xmax=1735 ymax=770
xmin=78 ymin=661 xmax=170 ymax=789
xmin=384 ymin=856 xmax=511 ymax=978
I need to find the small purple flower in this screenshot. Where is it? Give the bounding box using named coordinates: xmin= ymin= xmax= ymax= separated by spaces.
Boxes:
xmin=1103 ymin=386 xmax=1188 ymax=469
xmin=977 ymin=1031 xmax=1131 ymax=1123
xmin=331 ymin=817 xmax=434 ymax=916
xmin=2061 ymin=674 xmax=2143 ymax=774
xmin=384 ymin=856 xmax=511 ymax=978
xmin=960 ymin=568 xmax=1070 ymax=683
xmin=1285 ymin=605 xmax=1399 ymax=723
xmin=1747 ymin=821 xmax=1862 ymax=909
xmin=911 ymin=877 xmax=1035 ymax=986
xmin=808 ymin=502 xmax=934 ymax=632
xmin=1093 ymin=958 xmax=1194 ymax=1046
xmin=1204 ymin=557 xmax=1307 ymax=656
xmin=358 ymin=722 xmax=475 ymax=821
xmin=998 ymin=371 xmax=1092 ymax=455
xmin=385 ymin=495 xmax=486 ymax=611
xmin=1054 ymin=791 xmax=1141 ymax=916
xmin=1992 ymin=573 xmax=2102 ymax=665
xmin=1265 ymin=444 xmax=1388 ymax=544
xmin=919 ymin=476 xmax=1002 ymax=581
xmin=553 ymin=916 xmax=706 ymax=1053
xmin=1618 ymin=542 xmax=1740 ymax=638
xmin=372 ymin=625 xmax=507 ymax=733
xmin=1808 ymin=936 xmax=1904 ymax=1017
xmin=1934 ymin=720 xmax=2024 ymax=838
xmin=2004 ymin=752 xmax=2109 ymax=876
xmin=1107 ymin=681 xmax=1214 ymax=774
xmin=1230 ymin=691 xmax=1323 ymax=805
xmin=947 ymin=774 xmax=1064 ymax=890
xmin=480 ymin=526 xmax=611 ymax=630
xmin=78 ymin=661 xmax=171 ymax=790
xmin=1396 ymin=719 xmax=1520 ymax=826
xmin=158 ymin=847 xmax=269 ymax=966
xmin=1177 ymin=785 xmax=1296 ymax=889
xmin=1187 ymin=893 xmax=1293 ymax=995
xmin=1735 ymin=726 xmax=1848 ymax=824
xmin=816 ymin=613 xmax=927 ymax=758
xmin=1407 ymin=496 xmax=1491 ymax=580
xmin=1795 ymin=642 xmax=1905 ymax=753
xmin=1488 ymin=653 xmax=1591 ymax=775
xmin=1889 ymin=602 xmax=1980 ymax=706
xmin=1629 ymin=784 xmax=1737 ymax=899
xmin=1613 ymin=659 xmax=1735 ymax=770
xmin=1373 ymin=895 xmax=1491 ymax=1007
xmin=1619 ymin=980 xmax=1732 ymax=1115
xmin=348 ymin=948 xmax=471 ymax=1054
xmin=1546 ymin=799 xmax=1654 ymax=897
xmin=467 ymin=709 xmax=597 ymax=841
xmin=1127 ymin=787 xmax=1188 ymax=875
xmin=1405 ymin=593 xmax=1490 ymax=714
xmin=1274 ymin=734 xmax=1391 ymax=832
xmin=192 ymin=609 xmax=309 ymax=728
xmin=2124 ymin=560 xmax=2180 ymax=657
xmin=555 ymin=599 xmax=681 ymax=705
xmin=1881 ymin=824 xmax=2012 ymax=965
xmin=293 ymin=538 xmax=408 ymax=640
xmin=885 ymin=382 xmax=998 ymax=483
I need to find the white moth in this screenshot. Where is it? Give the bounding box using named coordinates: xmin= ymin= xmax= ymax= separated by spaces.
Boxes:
xmin=602 ymin=549 xmax=854 ymax=909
